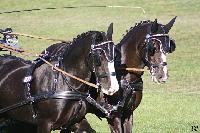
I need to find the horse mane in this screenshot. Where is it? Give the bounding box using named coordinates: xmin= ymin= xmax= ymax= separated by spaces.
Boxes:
xmin=45 ymin=30 xmax=104 ymax=60
xmin=118 ymin=20 xmax=152 ymax=47
xmin=71 ymin=30 xmax=104 ymax=46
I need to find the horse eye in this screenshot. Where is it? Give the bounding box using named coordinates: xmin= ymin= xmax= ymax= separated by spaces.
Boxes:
xmin=149 ymin=47 xmax=156 ymax=56
xmin=93 ymin=54 xmax=101 ymax=66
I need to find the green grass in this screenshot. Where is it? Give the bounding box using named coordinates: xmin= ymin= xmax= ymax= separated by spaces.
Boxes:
xmin=0 ymin=0 xmax=200 ymax=133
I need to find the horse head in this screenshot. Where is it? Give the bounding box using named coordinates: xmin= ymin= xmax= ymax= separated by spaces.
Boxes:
xmin=117 ymin=17 xmax=176 ymax=84
xmin=90 ymin=23 xmax=119 ymax=95
xmin=144 ymin=17 xmax=177 ymax=83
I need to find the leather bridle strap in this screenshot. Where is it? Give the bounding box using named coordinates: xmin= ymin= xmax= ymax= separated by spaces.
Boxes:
xmin=125 ymin=67 xmax=147 ymax=72
xmin=0 ymin=91 xmax=87 ymax=114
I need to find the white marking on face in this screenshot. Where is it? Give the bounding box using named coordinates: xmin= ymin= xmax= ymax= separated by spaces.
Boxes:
xmin=151 ymin=44 xmax=168 ymax=83
xmin=150 ymin=66 xmax=159 ymax=83
xmin=162 ymin=65 xmax=168 ymax=81
xmin=161 ymin=52 xmax=167 ymax=62
xmin=152 ymin=75 xmax=159 ymax=84
xmin=103 ymin=62 xmax=119 ymax=95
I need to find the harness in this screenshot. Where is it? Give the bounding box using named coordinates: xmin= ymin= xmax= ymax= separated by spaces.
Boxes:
xmin=0 ymin=40 xmax=115 ymax=124
xmin=0 ymin=56 xmax=89 ymax=116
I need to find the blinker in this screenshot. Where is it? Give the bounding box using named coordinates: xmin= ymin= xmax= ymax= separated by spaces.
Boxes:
xmin=147 ymin=40 xmax=155 ymax=56
xmin=93 ymin=54 xmax=101 ymax=67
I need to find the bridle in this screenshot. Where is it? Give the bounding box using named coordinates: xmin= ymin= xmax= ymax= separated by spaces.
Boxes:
xmin=143 ymin=33 xmax=170 ymax=69
xmin=112 ymin=23 xmax=176 ymax=113
xmin=91 ymin=40 xmax=114 ymax=62
xmin=90 ymin=40 xmax=115 ymax=90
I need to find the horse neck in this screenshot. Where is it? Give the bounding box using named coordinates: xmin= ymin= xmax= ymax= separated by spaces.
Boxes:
xmin=119 ymin=23 xmax=150 ymax=80
xmin=61 ymin=35 xmax=92 ymax=91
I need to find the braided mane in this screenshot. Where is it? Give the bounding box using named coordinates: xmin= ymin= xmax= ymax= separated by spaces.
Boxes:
xmin=45 ymin=30 xmax=104 ymax=60
xmin=72 ymin=30 xmax=104 ymax=44
xmin=118 ymin=20 xmax=152 ymax=46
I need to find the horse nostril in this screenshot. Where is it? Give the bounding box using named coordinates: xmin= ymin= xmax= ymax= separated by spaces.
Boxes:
xmin=162 ymin=62 xmax=167 ymax=66
xmin=110 ymin=72 xmax=116 ymax=76
xmin=152 ymin=65 xmax=159 ymax=68
xmin=158 ymin=74 xmax=168 ymax=82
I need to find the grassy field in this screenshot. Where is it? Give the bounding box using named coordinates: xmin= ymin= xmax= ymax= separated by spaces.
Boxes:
xmin=0 ymin=0 xmax=200 ymax=132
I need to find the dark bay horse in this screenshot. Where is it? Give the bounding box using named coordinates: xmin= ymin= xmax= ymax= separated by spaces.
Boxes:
xmin=109 ymin=17 xmax=176 ymax=133
xmin=0 ymin=25 xmax=119 ymax=133
xmin=70 ymin=17 xmax=177 ymax=133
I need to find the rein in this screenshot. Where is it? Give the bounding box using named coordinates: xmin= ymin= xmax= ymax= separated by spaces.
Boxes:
xmin=124 ymin=67 xmax=147 ymax=72
xmin=39 ymin=57 xmax=98 ymax=88
xmin=0 ymin=43 xmax=98 ymax=88
xmin=0 ymin=31 xmax=67 ymax=43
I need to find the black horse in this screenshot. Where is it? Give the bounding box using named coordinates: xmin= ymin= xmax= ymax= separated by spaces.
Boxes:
xmin=0 ymin=24 xmax=119 ymax=133
xmin=69 ymin=17 xmax=177 ymax=133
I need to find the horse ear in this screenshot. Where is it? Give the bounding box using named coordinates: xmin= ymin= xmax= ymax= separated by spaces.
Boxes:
xmin=164 ymin=16 xmax=177 ymax=33
xmin=151 ymin=19 xmax=159 ymax=33
xmin=106 ymin=23 xmax=113 ymax=40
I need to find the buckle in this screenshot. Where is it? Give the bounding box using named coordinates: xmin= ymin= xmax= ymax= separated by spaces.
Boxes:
xmin=23 ymin=76 xmax=33 ymax=83
xmin=52 ymin=63 xmax=59 ymax=71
